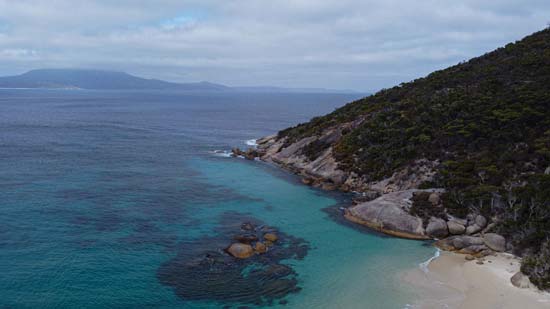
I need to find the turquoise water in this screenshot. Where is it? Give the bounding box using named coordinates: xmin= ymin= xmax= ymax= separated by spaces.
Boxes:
xmin=0 ymin=89 xmax=435 ymax=308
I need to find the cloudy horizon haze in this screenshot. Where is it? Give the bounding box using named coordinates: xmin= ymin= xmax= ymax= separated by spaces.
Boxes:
xmin=0 ymin=0 xmax=549 ymax=92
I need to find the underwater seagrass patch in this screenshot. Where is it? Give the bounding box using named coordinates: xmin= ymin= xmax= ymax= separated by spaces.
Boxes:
xmin=157 ymin=211 xmax=310 ymax=307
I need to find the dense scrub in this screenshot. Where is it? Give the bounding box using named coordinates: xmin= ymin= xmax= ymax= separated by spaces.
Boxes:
xmin=410 ymin=192 xmax=446 ymax=226
xmin=278 ymin=28 xmax=550 ymax=289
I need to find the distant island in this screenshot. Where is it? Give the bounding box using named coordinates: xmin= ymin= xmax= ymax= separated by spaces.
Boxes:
xmin=0 ymin=69 xmax=357 ymax=93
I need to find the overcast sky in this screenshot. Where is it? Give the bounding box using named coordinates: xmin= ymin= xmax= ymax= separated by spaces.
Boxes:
xmin=0 ymin=1 xmax=548 ymax=91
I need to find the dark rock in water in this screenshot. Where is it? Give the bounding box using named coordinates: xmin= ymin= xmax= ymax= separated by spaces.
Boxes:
xmin=232 ymin=147 xmax=260 ymax=160
xmin=157 ymin=212 xmax=309 ymax=306
xmin=234 ymin=234 xmax=258 ymax=244
xmin=260 ymin=225 xmax=276 ymax=233
xmin=231 ymin=148 xmax=244 ymax=157
xmin=263 ymin=264 xmax=293 ymax=277
xmin=321 ymin=182 xmax=338 ymax=191
xmin=254 ymin=242 xmax=267 ymax=254
xmin=241 ymin=222 xmax=255 ymax=231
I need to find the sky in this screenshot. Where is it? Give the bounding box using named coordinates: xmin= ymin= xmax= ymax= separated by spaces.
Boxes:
xmin=0 ymin=1 xmax=549 ymax=92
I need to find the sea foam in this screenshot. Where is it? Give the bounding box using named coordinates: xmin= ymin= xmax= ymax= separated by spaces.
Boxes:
xmin=209 ymin=150 xmax=232 ymax=158
xmin=419 ymin=248 xmax=441 ymax=273
xmin=245 ymin=139 xmax=258 ymax=146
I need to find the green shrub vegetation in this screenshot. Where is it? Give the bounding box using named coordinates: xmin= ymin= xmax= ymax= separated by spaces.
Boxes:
xmin=278 ymin=28 xmax=550 ymax=289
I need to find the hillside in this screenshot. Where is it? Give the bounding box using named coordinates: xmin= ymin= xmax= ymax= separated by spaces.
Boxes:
xmin=0 ymin=69 xmax=230 ymax=90
xmin=249 ymin=28 xmax=550 ymax=289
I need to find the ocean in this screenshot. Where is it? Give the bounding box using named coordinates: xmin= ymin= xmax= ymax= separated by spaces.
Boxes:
xmin=0 ymin=89 xmax=435 ymax=308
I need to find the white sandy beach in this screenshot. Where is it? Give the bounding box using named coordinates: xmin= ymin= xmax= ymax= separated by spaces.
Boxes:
xmin=403 ymin=251 xmax=550 ymax=309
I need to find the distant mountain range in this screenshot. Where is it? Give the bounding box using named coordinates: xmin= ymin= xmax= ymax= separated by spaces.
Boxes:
xmin=0 ymin=69 xmax=356 ymax=93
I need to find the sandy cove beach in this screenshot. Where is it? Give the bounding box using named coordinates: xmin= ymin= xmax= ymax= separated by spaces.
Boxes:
xmin=402 ymin=251 xmax=550 ymax=309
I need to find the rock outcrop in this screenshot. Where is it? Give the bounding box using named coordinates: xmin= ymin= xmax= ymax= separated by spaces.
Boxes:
xmin=226 ymin=243 xmax=254 ymax=259
xmin=264 ymin=233 xmax=278 ymax=242
xmin=511 ymin=272 xmax=533 ymax=289
xmin=254 ymin=130 xmax=439 ymax=194
xmin=228 ymin=28 xmax=550 ymax=293
xmin=254 ymin=242 xmax=267 ymax=254
xmin=483 ymin=233 xmax=506 ymax=252
xmin=447 ymin=220 xmax=466 ymax=235
xmin=344 ymin=190 xmax=431 ymax=239
xmin=426 ymin=217 xmax=449 ymax=238
xmin=434 ymin=234 xmax=506 ymax=257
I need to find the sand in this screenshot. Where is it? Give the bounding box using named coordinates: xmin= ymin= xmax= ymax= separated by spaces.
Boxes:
xmin=402 ymin=251 xmax=550 ymax=308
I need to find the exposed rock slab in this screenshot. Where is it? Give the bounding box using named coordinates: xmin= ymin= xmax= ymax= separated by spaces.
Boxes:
xmin=344 ymin=190 xmax=429 ymax=239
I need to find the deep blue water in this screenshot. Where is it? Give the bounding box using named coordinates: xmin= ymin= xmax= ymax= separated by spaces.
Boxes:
xmin=0 ymin=89 xmax=435 ymax=308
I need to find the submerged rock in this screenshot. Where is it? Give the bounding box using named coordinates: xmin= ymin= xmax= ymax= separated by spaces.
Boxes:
xmin=226 ymin=243 xmax=254 ymax=259
xmin=255 ymin=242 xmax=267 ymax=254
xmin=264 ymin=233 xmax=278 ymax=242
xmin=157 ymin=213 xmax=310 ymax=306
xmin=234 ymin=234 xmax=258 ymax=244
xmin=321 ymin=182 xmax=338 ymax=191
xmin=241 ymin=222 xmax=255 ymax=231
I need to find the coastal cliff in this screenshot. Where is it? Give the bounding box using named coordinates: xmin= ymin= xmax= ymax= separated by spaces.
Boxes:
xmin=236 ymin=28 xmax=550 ymax=291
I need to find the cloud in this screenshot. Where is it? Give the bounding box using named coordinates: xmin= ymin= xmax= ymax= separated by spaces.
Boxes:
xmin=0 ymin=0 xmax=548 ymax=91
xmin=0 ymin=48 xmax=38 ymax=58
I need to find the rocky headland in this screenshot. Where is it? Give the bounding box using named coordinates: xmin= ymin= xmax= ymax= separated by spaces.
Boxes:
xmin=231 ymin=28 xmax=550 ymax=293
xmin=233 ymin=141 xmax=512 ymax=262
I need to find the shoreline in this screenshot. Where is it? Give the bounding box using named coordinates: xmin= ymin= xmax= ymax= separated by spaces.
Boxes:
xmin=402 ymin=251 xmax=550 ymax=309
xmin=237 ymin=139 xmax=550 ymax=307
